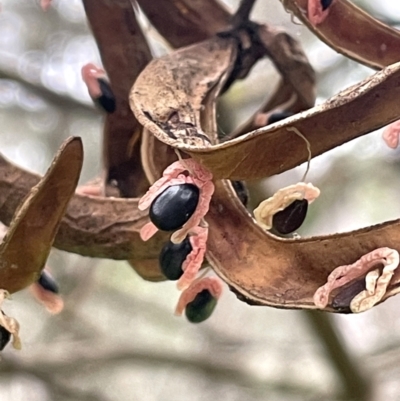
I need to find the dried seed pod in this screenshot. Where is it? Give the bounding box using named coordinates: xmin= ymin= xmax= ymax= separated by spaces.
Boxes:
xmin=38 ymin=271 xmax=59 ymax=294
xmin=185 ymin=289 xmax=217 ymax=323
xmin=159 ymin=237 xmax=192 ymax=280
xmin=272 ymin=199 xmax=308 ymax=234
xmin=267 ymin=111 xmax=294 ymax=124
xmin=149 ymin=184 xmax=200 ymax=231
xmin=0 ymin=324 xmax=11 ymax=351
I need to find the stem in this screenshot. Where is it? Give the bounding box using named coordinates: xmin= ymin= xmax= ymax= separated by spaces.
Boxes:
xmin=231 ymin=0 xmax=257 ymax=26
xmin=304 ymin=310 xmax=372 ymax=401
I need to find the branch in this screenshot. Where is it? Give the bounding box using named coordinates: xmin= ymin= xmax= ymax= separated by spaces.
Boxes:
xmin=0 ymin=153 xmax=169 ymax=260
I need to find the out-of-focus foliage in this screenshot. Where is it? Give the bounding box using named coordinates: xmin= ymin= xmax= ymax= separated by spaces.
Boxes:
xmin=1 ymin=1 xmax=400 ymax=400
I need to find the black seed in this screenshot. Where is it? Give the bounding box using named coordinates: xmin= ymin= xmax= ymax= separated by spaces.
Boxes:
xmin=231 ymin=180 xmax=249 ymax=206
xmin=159 ymin=237 xmax=192 ymax=280
xmin=38 ymin=271 xmax=59 ymax=294
xmin=0 ymin=325 xmax=11 ymax=351
xmin=272 ymin=199 xmax=308 ymax=234
xmin=150 ymin=184 xmax=200 ymax=231
xmin=185 ymin=290 xmax=217 ymax=323
xmin=320 ymin=0 xmax=333 ymax=11
xmin=332 ymin=278 xmax=366 ymax=313
xmin=267 ymin=111 xmax=294 ymax=124
xmin=96 ymin=78 xmax=116 ymax=113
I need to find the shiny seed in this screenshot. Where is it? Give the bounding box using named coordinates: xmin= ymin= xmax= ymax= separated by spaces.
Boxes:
xmin=267 ymin=111 xmax=294 ymax=124
xmin=97 ymin=78 xmax=116 ymax=113
xmin=38 ymin=271 xmax=59 ymax=294
xmin=0 ymin=324 xmax=11 ymax=351
xmin=159 ymin=237 xmax=192 ymax=280
xmin=150 ymin=184 xmax=200 ymax=231
xmin=320 ymin=0 xmax=333 ymax=11
xmin=185 ymin=289 xmax=217 ymax=323
xmin=231 ymin=181 xmax=249 ymax=206
xmin=272 ymin=199 xmax=308 ymax=234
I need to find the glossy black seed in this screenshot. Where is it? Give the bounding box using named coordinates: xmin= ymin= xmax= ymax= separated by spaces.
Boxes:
xmin=150 ymin=184 xmax=200 ymax=231
xmin=267 ymin=111 xmax=294 ymax=124
xmin=96 ymin=78 xmax=116 ymax=113
xmin=231 ymin=180 xmax=249 ymax=206
xmin=159 ymin=237 xmax=192 ymax=280
xmin=38 ymin=271 xmax=59 ymax=294
xmin=332 ymin=278 xmax=366 ymax=313
xmin=320 ymin=0 xmax=333 ymax=11
xmin=272 ymin=199 xmax=308 ymax=235
xmin=0 ymin=325 xmax=11 ymax=351
xmin=185 ymin=290 xmax=217 ymax=323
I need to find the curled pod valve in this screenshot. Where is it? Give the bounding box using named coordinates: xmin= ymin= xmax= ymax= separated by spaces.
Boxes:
xmin=150 ymin=184 xmax=200 ymax=232
xmin=159 ymin=237 xmax=192 ymax=280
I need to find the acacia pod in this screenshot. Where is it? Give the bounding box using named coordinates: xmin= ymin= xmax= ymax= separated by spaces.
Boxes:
xmin=185 ymin=289 xmax=217 ymax=323
xmin=159 ymin=237 xmax=192 ymax=280
xmin=150 ymin=184 xmax=200 ymax=231
xmin=272 ymin=199 xmax=308 ymax=235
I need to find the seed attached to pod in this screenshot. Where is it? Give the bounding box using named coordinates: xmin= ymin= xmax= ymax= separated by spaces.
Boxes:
xmin=272 ymin=199 xmax=308 ymax=234
xmin=96 ymin=78 xmax=116 ymax=113
xmin=159 ymin=237 xmax=192 ymax=280
xmin=267 ymin=111 xmax=294 ymax=124
xmin=320 ymin=0 xmax=333 ymax=11
xmin=332 ymin=278 xmax=366 ymax=313
xmin=38 ymin=271 xmax=59 ymax=294
xmin=185 ymin=289 xmax=217 ymax=323
xmin=150 ymin=184 xmax=200 ymax=231
xmin=0 ymin=324 xmax=11 ymax=351
xmin=231 ymin=181 xmax=249 ymax=206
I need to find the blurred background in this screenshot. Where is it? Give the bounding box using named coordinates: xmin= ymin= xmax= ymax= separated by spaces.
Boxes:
xmin=1 ymin=0 xmax=400 ymax=400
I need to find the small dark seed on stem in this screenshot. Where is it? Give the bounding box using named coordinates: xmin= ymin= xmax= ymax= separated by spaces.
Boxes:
xmin=320 ymin=0 xmax=333 ymax=11
xmin=267 ymin=111 xmax=294 ymax=124
xmin=0 ymin=325 xmax=11 ymax=351
xmin=185 ymin=290 xmax=217 ymax=323
xmin=38 ymin=271 xmax=59 ymax=294
xmin=159 ymin=237 xmax=192 ymax=280
xmin=150 ymin=184 xmax=200 ymax=231
xmin=96 ymin=78 xmax=116 ymax=113
xmin=231 ymin=181 xmax=249 ymax=206
xmin=272 ymin=199 xmax=308 ymax=235
xmin=332 ymin=278 xmax=366 ymax=313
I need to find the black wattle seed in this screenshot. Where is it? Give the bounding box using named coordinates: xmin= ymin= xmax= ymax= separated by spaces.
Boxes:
xmin=185 ymin=290 xmax=217 ymax=323
xmin=332 ymin=278 xmax=366 ymax=313
xmin=97 ymin=78 xmax=116 ymax=113
xmin=272 ymin=199 xmax=308 ymax=234
xmin=150 ymin=184 xmax=200 ymax=231
xmin=159 ymin=237 xmax=192 ymax=280
xmin=0 ymin=325 xmax=11 ymax=351
xmin=231 ymin=181 xmax=249 ymax=206
xmin=38 ymin=271 xmax=59 ymax=294
xmin=320 ymin=0 xmax=333 ymax=11
xmin=267 ymin=111 xmax=294 ymax=124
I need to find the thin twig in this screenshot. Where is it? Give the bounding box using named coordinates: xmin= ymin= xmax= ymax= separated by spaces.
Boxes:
xmin=304 ymin=310 xmax=372 ymax=401
xmin=231 ymin=0 xmax=257 ymax=26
